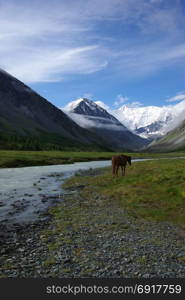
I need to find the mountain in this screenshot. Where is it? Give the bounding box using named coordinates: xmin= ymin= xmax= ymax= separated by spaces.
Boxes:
xmin=0 ymin=69 xmax=107 ymax=151
xmin=146 ymin=118 xmax=185 ymax=152
xmin=93 ymin=100 xmax=185 ymax=140
xmin=134 ymin=119 xmax=172 ymax=140
xmin=112 ymin=105 xmax=174 ymax=140
xmin=63 ymin=98 xmax=148 ymax=151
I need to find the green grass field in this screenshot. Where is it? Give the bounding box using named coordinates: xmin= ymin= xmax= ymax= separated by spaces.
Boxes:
xmin=0 ymin=150 xmax=116 ymax=168
xmin=63 ymin=159 xmax=185 ymax=226
xmin=0 ymin=150 xmax=185 ymax=168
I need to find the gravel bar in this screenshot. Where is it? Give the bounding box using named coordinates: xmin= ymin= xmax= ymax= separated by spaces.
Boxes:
xmin=0 ymin=168 xmax=185 ymax=278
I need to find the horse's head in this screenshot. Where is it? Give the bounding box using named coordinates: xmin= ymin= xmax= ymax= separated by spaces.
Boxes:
xmin=127 ymin=156 xmax=132 ymax=165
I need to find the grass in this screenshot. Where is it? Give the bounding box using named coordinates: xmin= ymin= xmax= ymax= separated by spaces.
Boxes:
xmin=63 ymin=159 xmax=185 ymax=226
xmin=0 ymin=150 xmax=185 ymax=168
xmin=0 ymin=150 xmax=113 ymax=168
xmin=39 ymin=158 xmax=185 ymax=276
xmin=1 ymin=156 xmax=185 ymax=277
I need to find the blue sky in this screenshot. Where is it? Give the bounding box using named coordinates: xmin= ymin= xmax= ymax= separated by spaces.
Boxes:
xmin=0 ymin=0 xmax=185 ymax=108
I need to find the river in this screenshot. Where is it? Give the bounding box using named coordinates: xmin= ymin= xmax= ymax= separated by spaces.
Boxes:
xmin=0 ymin=160 xmax=112 ymax=226
xmin=0 ymin=157 xmax=184 ymax=226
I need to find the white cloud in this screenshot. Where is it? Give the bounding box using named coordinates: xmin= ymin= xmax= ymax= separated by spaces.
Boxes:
xmin=82 ymin=93 xmax=94 ymax=100
xmin=0 ymin=0 xmax=184 ymax=83
xmin=113 ymin=41 xmax=185 ymax=80
xmin=3 ymin=45 xmax=107 ymax=83
xmin=65 ymin=112 xmax=125 ymax=131
xmin=114 ymin=95 xmax=142 ymax=108
xmin=114 ymin=95 xmax=129 ymax=106
xmin=166 ymin=93 xmax=185 ymax=103
xmin=0 ymin=1 xmax=108 ymax=83
xmin=125 ymin=102 xmax=143 ymax=108
xmin=95 ymin=101 xmax=110 ymax=111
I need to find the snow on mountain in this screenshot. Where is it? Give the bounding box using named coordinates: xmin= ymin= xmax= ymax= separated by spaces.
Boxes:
xmin=64 ymin=98 xmax=84 ymax=112
xmin=112 ymin=100 xmax=185 ymax=139
xmin=94 ymin=101 xmax=110 ymax=111
xmin=113 ymin=105 xmax=167 ymax=130
xmin=62 ymin=98 xmax=148 ymax=151
xmin=147 ymin=118 xmax=185 ymax=152
xmin=166 ymin=100 xmax=185 ymax=131
xmin=63 ymin=98 xmax=127 ymax=128
xmin=63 ymin=97 xmax=185 ymax=142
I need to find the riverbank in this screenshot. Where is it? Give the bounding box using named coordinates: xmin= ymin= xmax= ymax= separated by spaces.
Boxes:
xmin=0 ymin=160 xmax=110 ymax=226
xmin=1 ymin=150 xmax=185 ymax=168
xmin=1 ymin=160 xmax=185 ymax=278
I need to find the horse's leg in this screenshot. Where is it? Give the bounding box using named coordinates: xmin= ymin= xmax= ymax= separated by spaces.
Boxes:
xmin=112 ymin=161 xmax=115 ymax=176
xmin=121 ymin=166 xmax=124 ymax=176
xmin=116 ymin=165 xmax=119 ymax=176
xmin=112 ymin=161 xmax=114 ymax=175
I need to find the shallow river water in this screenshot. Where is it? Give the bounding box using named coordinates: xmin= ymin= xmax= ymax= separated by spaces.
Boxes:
xmin=0 ymin=160 xmax=112 ymax=225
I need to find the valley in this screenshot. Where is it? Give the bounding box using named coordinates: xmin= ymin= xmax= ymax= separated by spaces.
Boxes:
xmin=1 ymin=68 xmax=185 ymax=153
xmin=1 ymin=68 xmax=185 ymax=279
xmin=1 ymin=0 xmax=185 ymax=287
xmin=1 ymin=150 xmax=185 ymax=168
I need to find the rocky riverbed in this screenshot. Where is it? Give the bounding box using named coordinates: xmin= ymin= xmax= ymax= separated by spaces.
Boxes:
xmin=0 ymin=160 xmax=111 ymax=226
xmin=0 ymin=168 xmax=185 ymax=278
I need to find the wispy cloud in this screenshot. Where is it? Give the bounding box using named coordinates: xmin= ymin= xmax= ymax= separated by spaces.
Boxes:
xmin=65 ymin=112 xmax=127 ymax=131
xmin=3 ymin=45 xmax=107 ymax=83
xmin=0 ymin=0 xmax=184 ymax=83
xmin=0 ymin=1 xmax=108 ymax=82
xmin=113 ymin=41 xmax=185 ymax=80
xmin=82 ymin=93 xmax=94 ymax=100
xmin=166 ymin=92 xmax=185 ymax=103
xmin=114 ymin=95 xmax=129 ymax=106
xmin=114 ymin=94 xmax=142 ymax=108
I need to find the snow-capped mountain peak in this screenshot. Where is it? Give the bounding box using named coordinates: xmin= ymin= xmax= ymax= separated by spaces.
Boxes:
xmin=64 ymin=97 xmax=102 ymax=114
xmin=64 ymin=98 xmax=119 ymax=122
xmin=114 ymin=105 xmax=167 ymax=130
xmin=63 ymin=97 xmax=84 ymax=112
xmin=112 ymin=100 xmax=185 ymax=139
xmin=63 ymin=97 xmax=185 ymax=141
xmin=62 ymin=98 xmax=148 ymax=150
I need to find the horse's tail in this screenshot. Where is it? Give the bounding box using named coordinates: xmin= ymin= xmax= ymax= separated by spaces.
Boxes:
xmin=127 ymin=156 xmax=131 ymax=166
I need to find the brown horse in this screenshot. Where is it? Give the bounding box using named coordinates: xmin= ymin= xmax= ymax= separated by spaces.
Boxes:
xmin=112 ymin=155 xmax=131 ymax=176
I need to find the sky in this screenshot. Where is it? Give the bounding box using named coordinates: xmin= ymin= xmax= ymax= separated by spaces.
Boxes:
xmin=0 ymin=0 xmax=185 ymax=109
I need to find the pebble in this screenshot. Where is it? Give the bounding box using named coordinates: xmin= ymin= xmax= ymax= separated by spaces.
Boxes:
xmin=1 ymin=168 xmax=185 ymax=278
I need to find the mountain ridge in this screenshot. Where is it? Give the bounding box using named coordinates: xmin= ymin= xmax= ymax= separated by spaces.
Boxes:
xmin=63 ymin=98 xmax=148 ymax=151
xmin=0 ymin=70 xmax=108 ymax=151
xmin=95 ymin=100 xmax=185 ymax=140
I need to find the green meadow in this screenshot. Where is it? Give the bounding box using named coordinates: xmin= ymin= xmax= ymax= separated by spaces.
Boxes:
xmin=40 ymin=158 xmax=185 ymax=272
xmin=0 ymin=150 xmax=185 ymax=168
xmin=63 ymin=159 xmax=185 ymax=226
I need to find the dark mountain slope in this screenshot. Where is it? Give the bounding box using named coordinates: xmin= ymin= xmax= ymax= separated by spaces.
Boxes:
xmin=0 ymin=70 xmax=107 ymax=150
